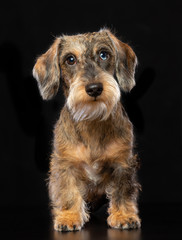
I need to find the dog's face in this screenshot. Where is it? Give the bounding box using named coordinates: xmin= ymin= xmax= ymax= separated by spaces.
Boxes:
xmin=33 ymin=29 xmax=137 ymax=122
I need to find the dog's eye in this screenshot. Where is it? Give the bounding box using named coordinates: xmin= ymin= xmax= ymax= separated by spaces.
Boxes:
xmin=99 ymin=51 xmax=109 ymax=61
xmin=66 ymin=55 xmax=76 ymax=65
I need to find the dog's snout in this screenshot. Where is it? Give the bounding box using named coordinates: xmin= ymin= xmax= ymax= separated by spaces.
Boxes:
xmin=85 ymin=83 xmax=103 ymax=98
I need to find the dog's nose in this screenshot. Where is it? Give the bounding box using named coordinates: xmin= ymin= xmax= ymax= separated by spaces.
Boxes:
xmin=85 ymin=83 xmax=103 ymax=98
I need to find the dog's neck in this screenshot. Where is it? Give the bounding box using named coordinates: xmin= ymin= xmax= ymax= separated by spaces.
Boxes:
xmin=63 ymin=102 xmax=131 ymax=148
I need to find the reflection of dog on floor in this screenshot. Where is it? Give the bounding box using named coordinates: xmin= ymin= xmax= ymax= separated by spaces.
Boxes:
xmin=33 ymin=29 xmax=141 ymax=231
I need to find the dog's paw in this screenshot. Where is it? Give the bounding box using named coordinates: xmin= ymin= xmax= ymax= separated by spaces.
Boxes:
xmin=54 ymin=211 xmax=83 ymax=231
xmin=107 ymin=213 xmax=141 ymax=230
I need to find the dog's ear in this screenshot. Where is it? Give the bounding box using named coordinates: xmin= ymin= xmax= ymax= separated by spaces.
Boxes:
xmin=33 ymin=38 xmax=62 ymax=100
xmin=105 ymin=30 xmax=137 ymax=92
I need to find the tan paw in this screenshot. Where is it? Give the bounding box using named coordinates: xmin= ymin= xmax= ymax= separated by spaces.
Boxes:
xmin=54 ymin=211 xmax=84 ymax=231
xmin=107 ymin=212 xmax=141 ymax=230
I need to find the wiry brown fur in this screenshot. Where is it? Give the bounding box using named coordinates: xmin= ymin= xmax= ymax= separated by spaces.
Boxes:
xmin=33 ymin=29 xmax=141 ymax=231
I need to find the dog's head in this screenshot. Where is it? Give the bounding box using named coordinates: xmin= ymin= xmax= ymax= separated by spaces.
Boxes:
xmin=33 ymin=29 xmax=137 ymax=121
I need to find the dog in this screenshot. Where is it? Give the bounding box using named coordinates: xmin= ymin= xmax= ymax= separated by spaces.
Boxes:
xmin=33 ymin=29 xmax=141 ymax=231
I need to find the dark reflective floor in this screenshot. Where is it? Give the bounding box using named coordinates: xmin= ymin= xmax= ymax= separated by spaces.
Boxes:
xmin=1 ymin=203 xmax=182 ymax=240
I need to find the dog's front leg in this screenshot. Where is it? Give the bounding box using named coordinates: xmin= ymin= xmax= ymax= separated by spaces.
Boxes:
xmin=48 ymin=155 xmax=89 ymax=231
xmin=107 ymin=165 xmax=141 ymax=230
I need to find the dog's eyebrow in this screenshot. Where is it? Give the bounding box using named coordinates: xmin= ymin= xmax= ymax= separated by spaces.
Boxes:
xmin=94 ymin=42 xmax=114 ymax=53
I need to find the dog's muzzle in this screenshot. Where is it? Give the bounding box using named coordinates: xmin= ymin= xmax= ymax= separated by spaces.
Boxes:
xmin=85 ymin=83 xmax=103 ymax=98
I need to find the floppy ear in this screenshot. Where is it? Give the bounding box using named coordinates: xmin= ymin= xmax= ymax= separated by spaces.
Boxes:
xmin=106 ymin=30 xmax=137 ymax=92
xmin=33 ymin=38 xmax=62 ymax=100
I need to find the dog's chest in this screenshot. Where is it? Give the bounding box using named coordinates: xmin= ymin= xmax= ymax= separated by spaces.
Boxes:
xmin=74 ymin=139 xmax=126 ymax=184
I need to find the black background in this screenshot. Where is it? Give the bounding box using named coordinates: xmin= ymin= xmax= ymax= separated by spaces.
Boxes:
xmin=0 ymin=0 xmax=181 ymax=211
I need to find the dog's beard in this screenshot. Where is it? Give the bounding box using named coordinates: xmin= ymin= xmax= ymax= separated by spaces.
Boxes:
xmin=67 ymin=73 xmax=120 ymax=122
xmin=70 ymin=101 xmax=109 ymax=122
